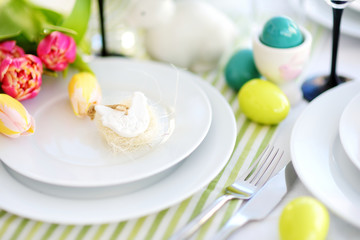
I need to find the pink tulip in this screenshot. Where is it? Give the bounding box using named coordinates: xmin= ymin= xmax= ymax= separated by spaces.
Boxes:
xmin=0 ymin=41 xmax=25 ymax=65
xmin=0 ymin=54 xmax=43 ymax=101
xmin=37 ymin=31 xmax=76 ymax=71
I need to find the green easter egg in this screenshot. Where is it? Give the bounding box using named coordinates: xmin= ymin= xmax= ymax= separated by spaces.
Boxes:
xmin=225 ymin=49 xmax=261 ymax=91
xmin=279 ymin=197 xmax=329 ymax=240
xmin=260 ymin=16 xmax=303 ymax=48
xmin=238 ymin=79 xmax=290 ymax=125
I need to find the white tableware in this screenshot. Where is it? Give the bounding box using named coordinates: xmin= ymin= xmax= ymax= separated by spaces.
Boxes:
xmin=291 ymin=81 xmax=360 ymax=229
xmin=0 ymin=58 xmax=212 ymax=187
xmin=252 ymin=27 xmax=312 ymax=105
xmin=349 ymin=1 xmax=360 ymax=12
xmin=339 ymin=92 xmax=360 ymax=171
xmin=0 ymin=69 xmax=237 ymax=225
xmin=290 ymin=0 xmax=360 ymax=39
xmin=252 ymin=27 xmax=312 ymax=86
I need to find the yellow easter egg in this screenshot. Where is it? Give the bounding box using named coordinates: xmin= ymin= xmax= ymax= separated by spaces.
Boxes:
xmin=68 ymin=72 xmax=102 ymax=117
xmin=279 ymin=197 xmax=329 ymax=240
xmin=238 ymin=79 xmax=290 ymax=125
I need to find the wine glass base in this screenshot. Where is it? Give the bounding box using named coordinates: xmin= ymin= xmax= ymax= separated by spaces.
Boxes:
xmin=301 ymin=75 xmax=352 ymax=101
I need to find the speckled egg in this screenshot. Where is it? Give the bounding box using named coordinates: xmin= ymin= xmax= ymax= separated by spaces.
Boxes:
xmin=260 ymin=16 xmax=303 ymax=48
xmin=225 ymin=49 xmax=261 ymax=91
xmin=238 ymin=79 xmax=290 ymax=125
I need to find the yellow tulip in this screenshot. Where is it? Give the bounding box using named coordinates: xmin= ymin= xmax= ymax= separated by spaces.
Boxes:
xmin=0 ymin=94 xmax=35 ymax=138
xmin=68 ymin=72 xmax=102 ymax=117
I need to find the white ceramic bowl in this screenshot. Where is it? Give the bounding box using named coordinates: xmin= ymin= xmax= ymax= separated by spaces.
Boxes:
xmin=252 ymin=27 xmax=312 ymax=85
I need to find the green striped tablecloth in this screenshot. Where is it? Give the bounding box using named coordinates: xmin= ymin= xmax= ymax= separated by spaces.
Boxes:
xmin=0 ymin=2 xmax=328 ymax=239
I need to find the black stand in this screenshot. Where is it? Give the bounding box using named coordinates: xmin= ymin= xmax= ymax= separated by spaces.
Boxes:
xmin=97 ymin=0 xmax=124 ymax=57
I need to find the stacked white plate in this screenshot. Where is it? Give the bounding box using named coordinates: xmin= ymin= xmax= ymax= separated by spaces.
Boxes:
xmin=0 ymin=58 xmax=237 ymax=224
xmin=291 ymin=80 xmax=360 ymax=229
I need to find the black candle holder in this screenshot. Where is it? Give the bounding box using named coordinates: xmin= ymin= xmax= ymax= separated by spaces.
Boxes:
xmin=97 ymin=0 xmax=124 ymax=57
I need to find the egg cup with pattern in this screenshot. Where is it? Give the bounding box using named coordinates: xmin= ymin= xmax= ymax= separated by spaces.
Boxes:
xmin=252 ymin=27 xmax=312 ymax=105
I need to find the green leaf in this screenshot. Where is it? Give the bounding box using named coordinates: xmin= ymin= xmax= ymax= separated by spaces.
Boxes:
xmin=71 ymin=52 xmax=93 ymax=74
xmin=43 ymin=24 xmax=77 ymax=36
xmin=34 ymin=7 xmax=64 ymax=26
xmin=61 ymin=0 xmax=92 ymax=44
xmin=3 ymin=0 xmax=42 ymax=42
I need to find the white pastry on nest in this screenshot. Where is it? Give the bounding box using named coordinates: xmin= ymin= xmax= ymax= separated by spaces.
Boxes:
xmin=88 ymin=92 xmax=159 ymax=153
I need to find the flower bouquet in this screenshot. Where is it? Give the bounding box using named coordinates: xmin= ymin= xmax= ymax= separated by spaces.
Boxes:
xmin=0 ymin=0 xmax=93 ymax=137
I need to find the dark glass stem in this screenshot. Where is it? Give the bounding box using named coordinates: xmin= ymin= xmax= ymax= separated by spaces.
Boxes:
xmin=98 ymin=0 xmax=108 ymax=56
xmin=329 ymin=7 xmax=344 ymax=87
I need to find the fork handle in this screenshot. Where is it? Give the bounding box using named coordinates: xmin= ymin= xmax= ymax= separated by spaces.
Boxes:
xmin=170 ymin=195 xmax=235 ymax=240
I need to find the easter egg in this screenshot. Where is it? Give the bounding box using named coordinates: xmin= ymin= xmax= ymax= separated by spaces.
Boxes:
xmin=238 ymin=79 xmax=290 ymax=125
xmin=279 ymin=197 xmax=329 ymax=240
xmin=225 ymin=49 xmax=261 ymax=91
xmin=260 ymin=16 xmax=303 ymax=48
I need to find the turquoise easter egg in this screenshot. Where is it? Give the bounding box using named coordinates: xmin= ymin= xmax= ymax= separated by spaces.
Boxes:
xmin=225 ymin=49 xmax=261 ymax=91
xmin=260 ymin=16 xmax=303 ymax=48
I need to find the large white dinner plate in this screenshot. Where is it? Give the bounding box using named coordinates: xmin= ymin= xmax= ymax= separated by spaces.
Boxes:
xmin=339 ymin=92 xmax=360 ymax=171
xmin=0 ymin=58 xmax=212 ymax=187
xmin=0 ymin=72 xmax=236 ymax=225
xmin=291 ymin=0 xmax=360 ymax=39
xmin=291 ymin=81 xmax=360 ymax=228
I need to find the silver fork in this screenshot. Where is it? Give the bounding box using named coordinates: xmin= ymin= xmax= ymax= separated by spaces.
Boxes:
xmin=170 ymin=145 xmax=283 ymax=240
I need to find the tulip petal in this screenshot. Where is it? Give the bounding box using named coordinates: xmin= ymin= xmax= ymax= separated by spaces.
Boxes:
xmin=1 ymin=55 xmax=42 ymax=101
xmin=68 ymin=72 xmax=102 ymax=117
xmin=0 ymin=94 xmax=35 ymax=138
xmin=37 ymin=31 xmax=76 ymax=71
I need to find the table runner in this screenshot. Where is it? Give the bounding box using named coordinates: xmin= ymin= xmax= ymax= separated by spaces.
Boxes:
xmin=0 ymin=1 xmax=330 ymax=239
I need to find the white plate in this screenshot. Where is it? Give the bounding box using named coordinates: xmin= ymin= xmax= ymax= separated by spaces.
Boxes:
xmin=0 ymin=74 xmax=236 ymax=225
xmin=0 ymin=58 xmax=212 ymax=187
xmin=339 ymin=92 xmax=360 ymax=171
xmin=349 ymin=1 xmax=360 ymax=12
xmin=291 ymin=81 xmax=360 ymax=229
xmin=291 ymin=0 xmax=360 ymax=39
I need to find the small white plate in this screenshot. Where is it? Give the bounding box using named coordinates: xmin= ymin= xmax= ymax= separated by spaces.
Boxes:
xmin=339 ymin=92 xmax=360 ymax=171
xmin=291 ymin=81 xmax=360 ymax=229
xmin=0 ymin=75 xmax=236 ymax=225
xmin=0 ymin=58 xmax=212 ymax=187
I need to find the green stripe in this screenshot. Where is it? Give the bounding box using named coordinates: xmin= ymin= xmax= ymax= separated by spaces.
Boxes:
xmin=195 ymin=124 xmax=265 ymax=239
xmin=188 ymin=119 xmax=251 ymax=221
xmin=26 ymin=222 xmax=43 ymax=240
xmin=211 ymin=66 xmax=225 ymax=86
xmin=0 ymin=215 xmax=17 ymax=239
xmin=10 ymin=218 xmax=29 ymax=240
xmin=75 ymin=225 xmax=91 ymax=240
xmin=228 ymin=91 xmax=238 ymax=106
xmin=233 ymin=119 xmax=250 ymax=150
xmin=93 ymin=224 xmax=109 ymax=240
xmin=220 ymin=84 xmax=231 ymax=95
xmin=0 ymin=211 xmax=7 ymax=218
xmin=109 ymin=222 xmax=127 ymax=240
xmin=41 ymin=224 xmax=58 ymax=240
xmin=224 ymin=125 xmax=263 ymax=187
xmin=161 ymin=197 xmax=192 ymax=239
xmin=128 ymin=217 xmax=146 ymax=240
xmin=59 ymin=226 xmax=75 ymax=240
xmin=218 ymin=125 xmax=277 ymax=227
xmin=144 ymin=209 xmax=168 ymax=240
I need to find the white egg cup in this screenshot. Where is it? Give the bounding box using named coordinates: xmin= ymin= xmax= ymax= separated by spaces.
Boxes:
xmin=252 ymin=27 xmax=312 ymax=105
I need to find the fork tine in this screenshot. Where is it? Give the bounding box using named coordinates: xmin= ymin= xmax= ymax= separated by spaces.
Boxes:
xmin=238 ymin=145 xmax=273 ymax=181
xmin=246 ymin=147 xmax=278 ymax=183
xmin=251 ymin=149 xmax=283 ymax=186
